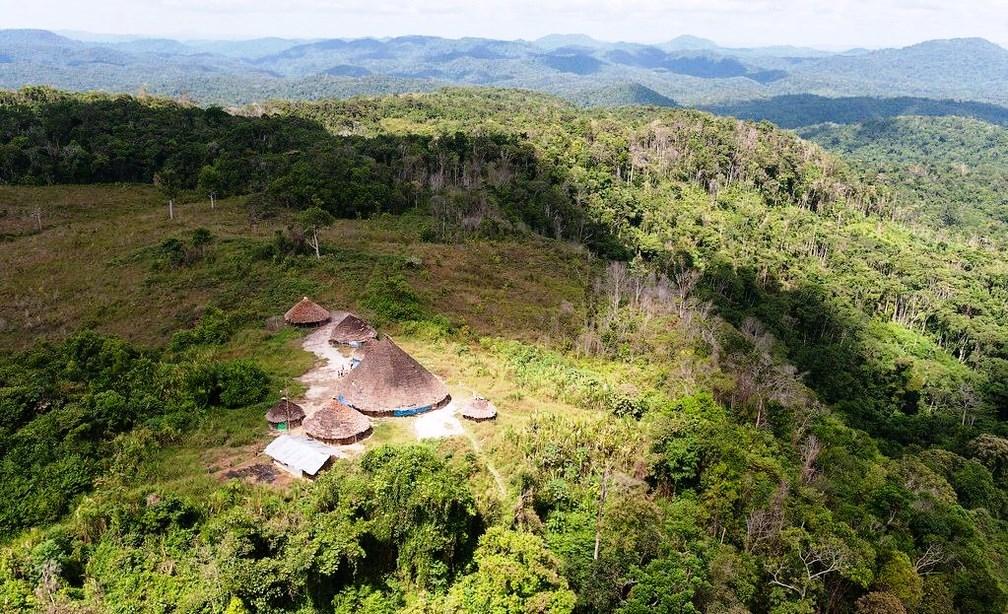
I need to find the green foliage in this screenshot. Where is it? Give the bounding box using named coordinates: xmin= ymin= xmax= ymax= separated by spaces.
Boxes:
xmin=855 ymin=591 xmax=907 ymax=614
xmin=873 ymin=552 xmax=922 ymax=611
xmin=618 ymin=552 xmax=704 ymax=614
xmin=0 ymin=331 xmax=269 ymax=535
xmin=445 ymin=527 xmax=576 ymax=614
xmin=186 ymin=359 xmax=269 ymax=409
xmin=170 ymin=307 xmax=235 ymax=351
xmin=2 ymin=87 xmax=1008 ymax=614
xmin=362 ymin=270 xmax=429 ymax=324
xmin=799 ymin=115 xmax=1008 ymax=245
xmin=486 ymin=339 xmax=651 ymax=417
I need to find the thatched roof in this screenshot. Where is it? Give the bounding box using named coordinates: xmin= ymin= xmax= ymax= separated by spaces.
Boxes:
xmin=329 ymin=313 xmax=378 ymax=345
xmin=265 ymin=398 xmax=306 ymax=424
xmin=284 ymin=297 xmax=330 ymax=325
xmin=338 ymin=336 xmax=451 ymax=416
xmin=304 ymin=398 xmax=372 ymax=444
xmin=461 ymin=397 xmax=497 ymax=421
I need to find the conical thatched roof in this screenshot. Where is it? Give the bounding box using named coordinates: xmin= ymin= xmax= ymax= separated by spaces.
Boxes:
xmin=284 ymin=297 xmax=331 ymax=326
xmin=338 ymin=336 xmax=451 ymax=416
xmin=265 ymin=398 xmax=306 ymax=424
xmin=329 ymin=313 xmax=378 ymax=346
xmin=461 ymin=397 xmax=497 ymax=422
xmin=304 ymin=398 xmax=372 ymax=445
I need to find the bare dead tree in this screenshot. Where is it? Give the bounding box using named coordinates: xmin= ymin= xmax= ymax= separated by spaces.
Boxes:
xmin=746 ymin=481 xmax=790 ymax=552
xmin=913 ymin=544 xmax=947 ymax=575
xmin=799 ymin=435 xmax=822 ymax=484
xmin=768 ymin=539 xmax=848 ymax=599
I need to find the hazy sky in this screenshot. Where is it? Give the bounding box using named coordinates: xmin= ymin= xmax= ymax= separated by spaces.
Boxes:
xmin=3 ymin=0 xmax=1007 ymax=49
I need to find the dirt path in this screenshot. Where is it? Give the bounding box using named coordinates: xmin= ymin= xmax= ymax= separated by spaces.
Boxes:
xmin=414 ymin=400 xmax=465 ymax=439
xmin=297 ymin=313 xmax=353 ymax=412
xmin=290 ymin=314 xmax=365 ymax=457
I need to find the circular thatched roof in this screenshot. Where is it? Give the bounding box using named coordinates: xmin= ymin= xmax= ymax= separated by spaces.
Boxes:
xmin=338 ymin=336 xmax=450 ymax=416
xmin=304 ymin=398 xmax=372 ymax=444
xmin=284 ymin=297 xmax=331 ymax=325
xmin=329 ymin=313 xmax=378 ymax=345
xmin=265 ymin=398 xmax=306 ymax=424
xmin=461 ymin=397 xmax=497 ymax=421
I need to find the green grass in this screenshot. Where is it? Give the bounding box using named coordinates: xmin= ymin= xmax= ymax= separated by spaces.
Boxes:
xmin=0 ymin=184 xmax=590 ymax=351
xmin=0 ymin=184 xmax=623 ymax=510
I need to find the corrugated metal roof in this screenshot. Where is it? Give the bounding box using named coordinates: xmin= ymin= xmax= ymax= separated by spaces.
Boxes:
xmin=263 ymin=435 xmax=339 ymax=476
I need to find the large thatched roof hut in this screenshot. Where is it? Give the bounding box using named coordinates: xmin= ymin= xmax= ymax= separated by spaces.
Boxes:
xmin=284 ymin=297 xmax=331 ymax=326
xmin=329 ymin=313 xmax=378 ymax=347
xmin=461 ymin=397 xmax=497 ymax=422
xmin=304 ymin=398 xmax=373 ymax=445
xmin=338 ymin=336 xmax=451 ymax=416
xmin=265 ymin=397 xmax=306 ymax=430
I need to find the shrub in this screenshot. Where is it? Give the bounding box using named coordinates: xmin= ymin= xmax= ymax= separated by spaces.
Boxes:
xmin=170 ymin=308 xmax=235 ymax=351
xmin=217 ymin=361 xmax=269 ymax=408
xmin=362 ymin=272 xmax=428 ymax=322
xmin=185 ymin=360 xmax=268 ymax=408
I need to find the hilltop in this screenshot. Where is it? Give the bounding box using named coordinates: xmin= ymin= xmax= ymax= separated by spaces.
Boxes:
xmin=0 ymin=88 xmax=1006 ymax=612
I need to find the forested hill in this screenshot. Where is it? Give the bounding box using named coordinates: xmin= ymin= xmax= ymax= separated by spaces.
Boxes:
xmin=2 ymin=29 xmax=1008 ymax=106
xmin=1 ymin=88 xmax=1007 ymax=612
xmin=703 ymin=94 xmax=1008 ymax=129
xmin=798 ymin=115 xmax=1008 ymax=245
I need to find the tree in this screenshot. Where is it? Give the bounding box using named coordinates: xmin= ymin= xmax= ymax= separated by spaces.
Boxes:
xmin=191 ymin=227 xmax=214 ymax=259
xmin=873 ymin=552 xmax=922 ymax=612
xmin=855 ymin=592 xmax=906 ymax=614
xmin=618 ymin=552 xmax=705 ymax=614
xmin=298 ymin=206 xmax=335 ymax=260
xmin=154 ymin=170 xmax=181 ymax=220
xmin=445 ymin=527 xmax=576 ymax=614
xmin=968 ymin=434 xmax=1008 ymax=480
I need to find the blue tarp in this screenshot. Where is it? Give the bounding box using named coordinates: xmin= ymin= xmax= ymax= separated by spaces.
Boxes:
xmin=339 ymin=394 xmax=434 ymax=417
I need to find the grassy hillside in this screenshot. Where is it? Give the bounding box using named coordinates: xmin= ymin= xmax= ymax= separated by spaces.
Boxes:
xmin=1 ymin=89 xmax=1007 ymax=613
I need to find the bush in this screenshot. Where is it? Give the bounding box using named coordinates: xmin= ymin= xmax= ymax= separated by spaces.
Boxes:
xmin=217 ymin=361 xmax=269 ymax=408
xmin=362 ymin=272 xmax=428 ymax=323
xmin=186 ymin=360 xmax=269 ymax=408
xmin=170 ymin=308 xmax=235 ymax=351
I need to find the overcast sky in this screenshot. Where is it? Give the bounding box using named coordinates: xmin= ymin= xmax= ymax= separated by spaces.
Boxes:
xmin=3 ymin=0 xmax=1007 ymax=49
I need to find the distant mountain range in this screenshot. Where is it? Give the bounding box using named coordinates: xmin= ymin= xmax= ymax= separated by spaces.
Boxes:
xmin=1 ymin=29 xmax=1007 ymax=108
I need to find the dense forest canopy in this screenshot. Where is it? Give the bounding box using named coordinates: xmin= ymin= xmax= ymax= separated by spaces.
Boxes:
xmin=798 ymin=115 xmax=1008 ymax=245
xmin=1 ymin=87 xmax=1007 ymax=613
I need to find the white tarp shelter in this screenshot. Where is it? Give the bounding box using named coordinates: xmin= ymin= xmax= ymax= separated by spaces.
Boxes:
xmin=263 ymin=435 xmax=339 ymax=478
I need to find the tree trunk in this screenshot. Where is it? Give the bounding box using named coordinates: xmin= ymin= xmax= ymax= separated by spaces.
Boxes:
xmin=210 ymin=193 xmax=215 ymax=209
xmin=593 ymin=468 xmax=610 ymax=561
xmin=169 ymin=199 xmax=174 ymax=220
xmin=313 ymin=228 xmax=320 ymax=259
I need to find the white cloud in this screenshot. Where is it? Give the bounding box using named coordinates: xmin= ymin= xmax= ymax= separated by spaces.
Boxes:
xmin=2 ymin=0 xmax=1007 ymax=48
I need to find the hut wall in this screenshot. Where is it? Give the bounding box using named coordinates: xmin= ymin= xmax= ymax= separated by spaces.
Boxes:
xmin=313 ymin=426 xmax=373 ymax=446
xmin=338 ymin=394 xmax=450 ymax=417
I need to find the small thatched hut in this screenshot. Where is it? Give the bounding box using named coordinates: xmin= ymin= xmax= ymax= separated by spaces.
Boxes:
xmin=329 ymin=313 xmax=378 ymax=347
xmin=265 ymin=397 xmax=306 ymax=430
xmin=338 ymin=336 xmax=451 ymax=416
xmin=284 ymin=297 xmax=331 ymax=326
xmin=461 ymin=397 xmax=497 ymax=422
xmin=304 ymin=398 xmax=373 ymax=445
